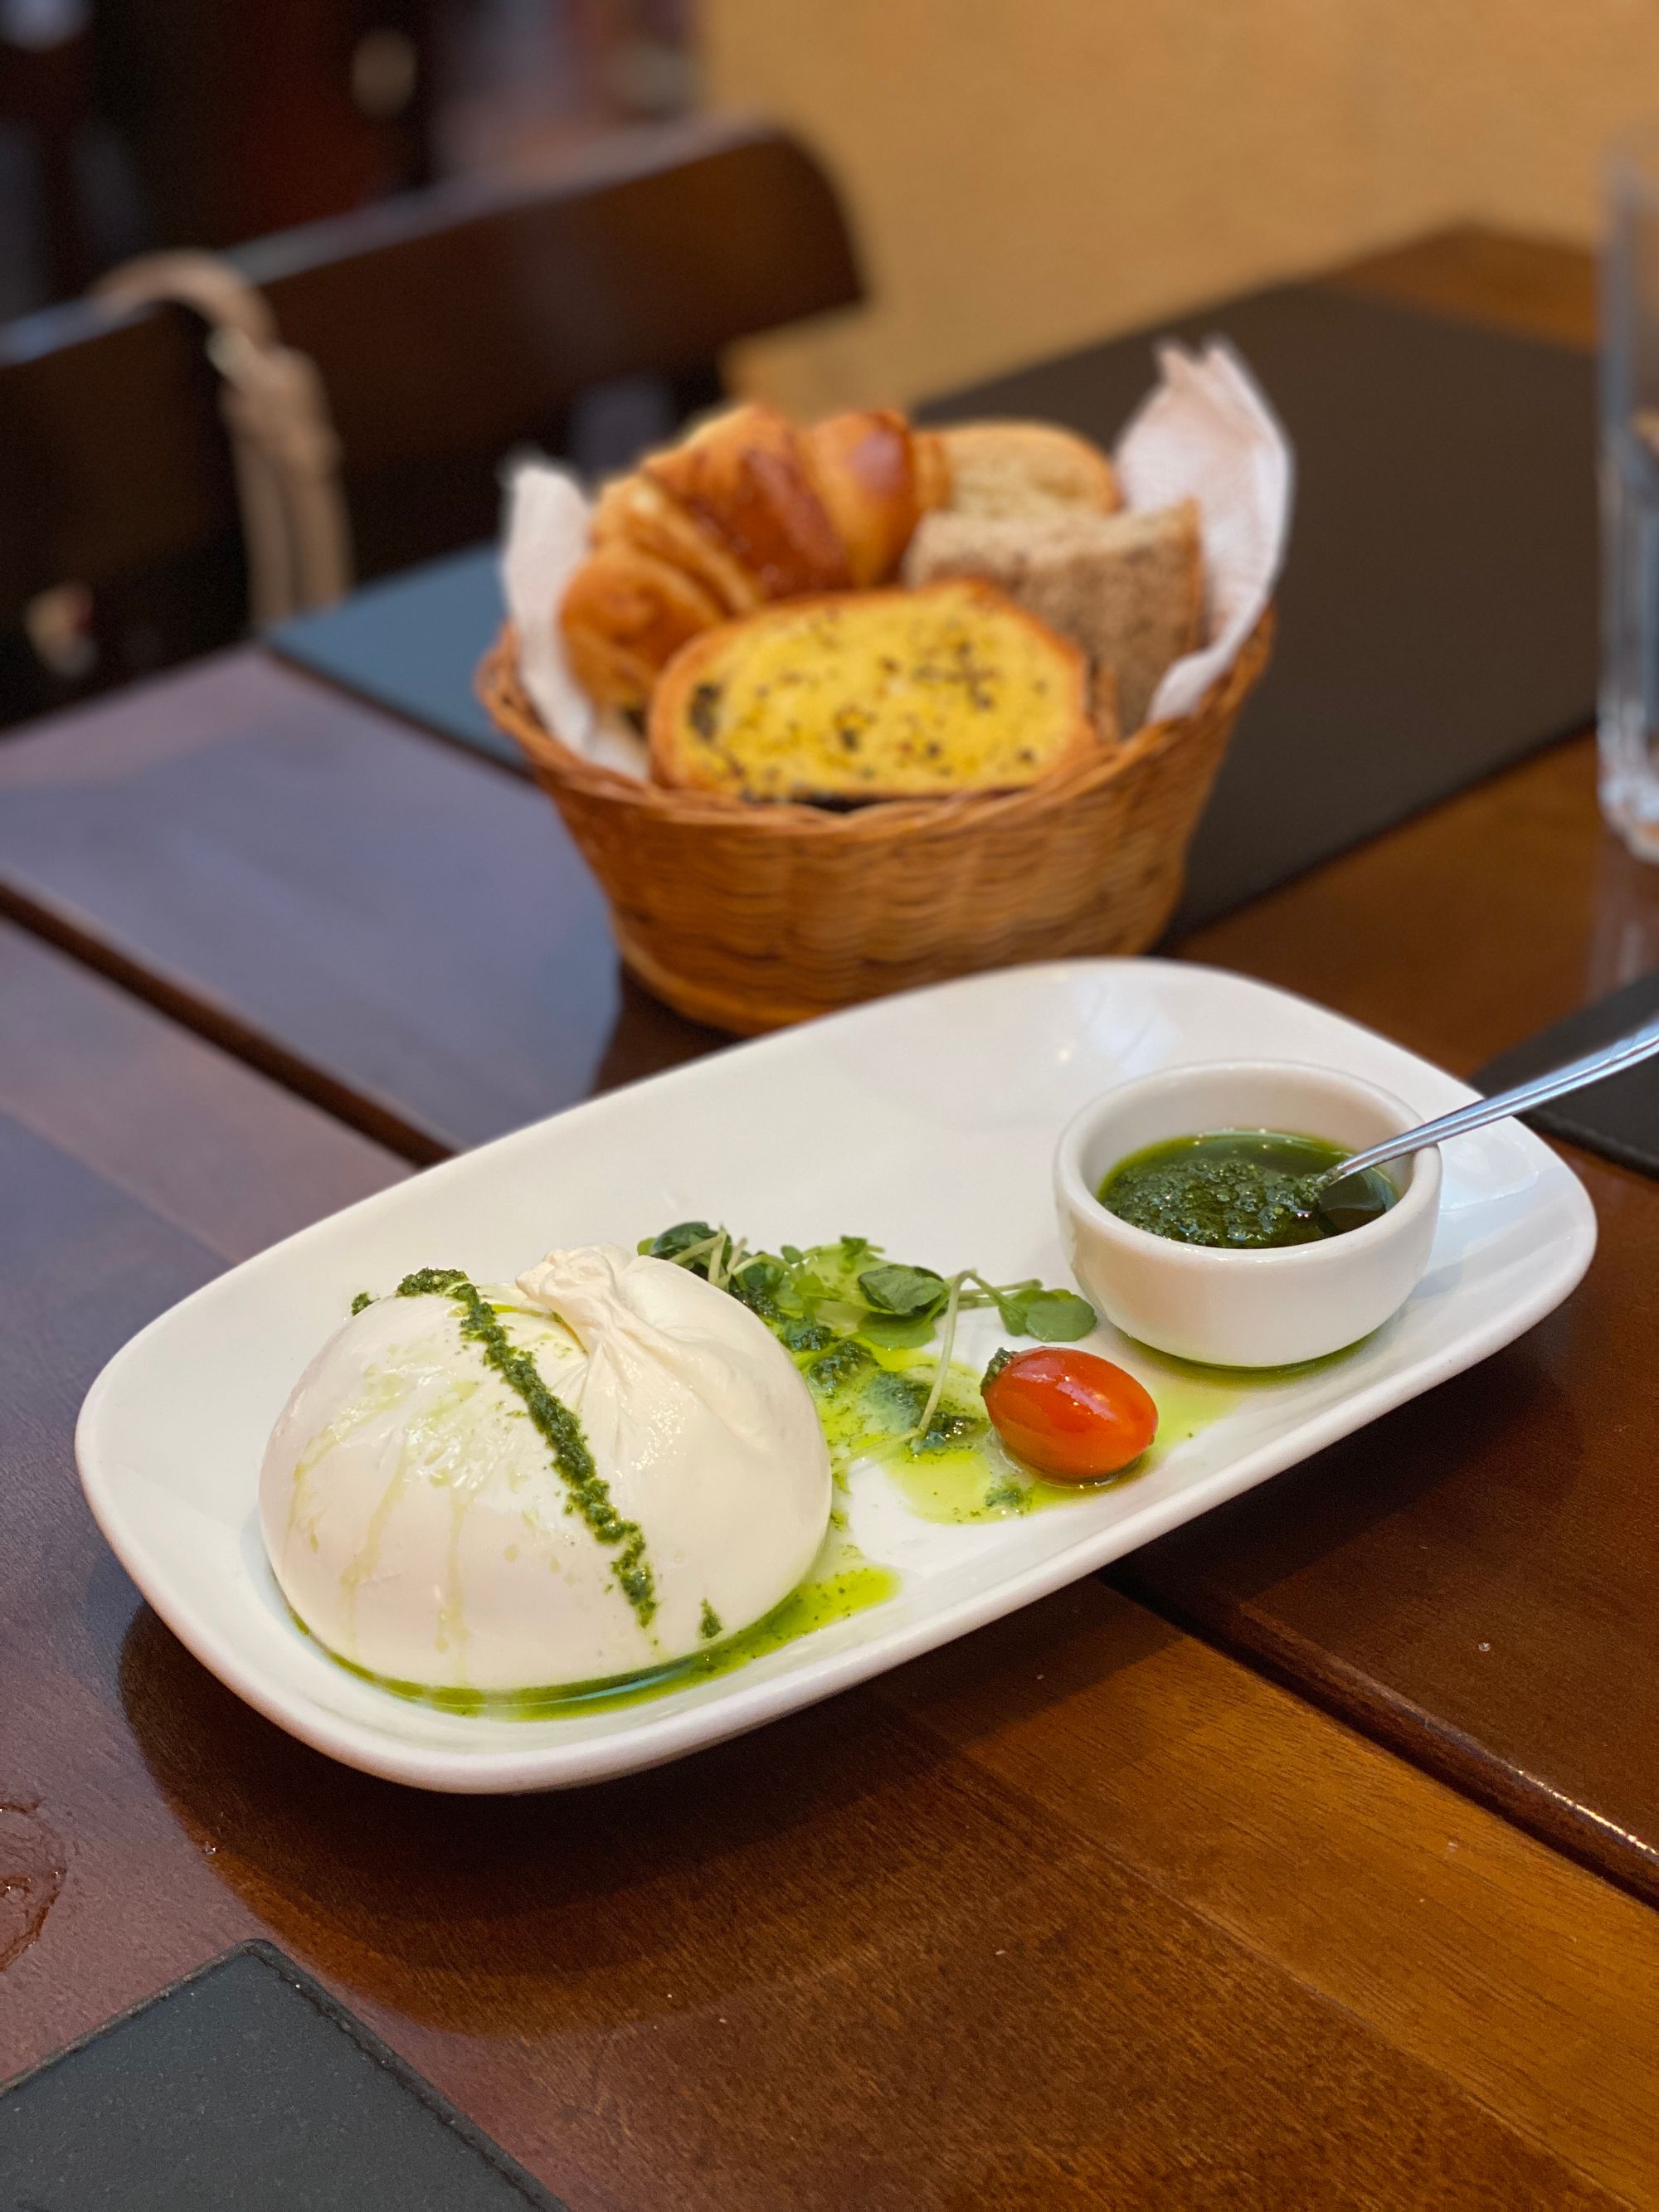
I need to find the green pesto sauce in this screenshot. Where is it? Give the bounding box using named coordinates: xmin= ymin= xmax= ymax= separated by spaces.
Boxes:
xmin=392 ymin=1266 xmax=656 ymax=1627
xmin=311 ymin=1539 xmax=898 ymax=1720
xmin=1099 ymin=1129 xmax=1397 ymax=1250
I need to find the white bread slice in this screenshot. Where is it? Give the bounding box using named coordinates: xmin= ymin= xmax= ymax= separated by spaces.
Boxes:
xmin=935 ymin=421 xmax=1121 ymax=519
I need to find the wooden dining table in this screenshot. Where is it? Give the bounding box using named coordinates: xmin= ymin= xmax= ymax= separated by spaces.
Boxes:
xmin=5 ymin=226 xmax=1659 ymax=2208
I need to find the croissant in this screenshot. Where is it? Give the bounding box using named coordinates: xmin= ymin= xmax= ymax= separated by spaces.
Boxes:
xmin=644 ymin=402 xmax=852 ymax=601
xmin=590 ymin=474 xmax=764 ymax=616
xmin=804 ymin=406 xmax=948 ymax=588
xmin=561 ymin=402 xmax=946 ymax=712
xmin=558 ymin=542 xmax=727 ymax=713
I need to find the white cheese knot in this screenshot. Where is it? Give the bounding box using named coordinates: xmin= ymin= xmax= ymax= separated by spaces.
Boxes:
xmin=260 ymin=1246 xmax=830 ymax=1693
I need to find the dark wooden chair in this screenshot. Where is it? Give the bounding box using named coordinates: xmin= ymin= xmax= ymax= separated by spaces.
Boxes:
xmin=0 ymin=112 xmax=863 ymax=725
xmin=0 ymin=9 xmax=101 ymax=309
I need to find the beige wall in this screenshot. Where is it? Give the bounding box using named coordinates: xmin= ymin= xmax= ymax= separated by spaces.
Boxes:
xmin=703 ymin=0 xmax=1652 ymax=415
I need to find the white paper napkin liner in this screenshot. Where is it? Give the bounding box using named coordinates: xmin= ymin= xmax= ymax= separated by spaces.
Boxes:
xmin=501 ymin=464 xmax=648 ymax=775
xmin=1119 ymin=338 xmax=1295 ymax=722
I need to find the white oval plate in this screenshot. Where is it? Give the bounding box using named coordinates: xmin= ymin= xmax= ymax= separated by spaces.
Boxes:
xmin=76 ymin=959 xmax=1595 ymax=1792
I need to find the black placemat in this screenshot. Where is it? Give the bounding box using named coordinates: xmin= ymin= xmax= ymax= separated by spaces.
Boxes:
xmin=270 ymin=281 xmax=1596 ymax=930
xmin=270 ymin=544 xmax=511 ymax=766
xmin=0 ymin=1942 xmax=567 ymax=2211
xmin=922 ymin=283 xmax=1596 ymax=929
xmin=1473 ymin=970 xmax=1659 ymax=1178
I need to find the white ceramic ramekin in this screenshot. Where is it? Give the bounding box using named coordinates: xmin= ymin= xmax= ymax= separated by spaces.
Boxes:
xmin=1053 ymin=1061 xmax=1442 ymax=1368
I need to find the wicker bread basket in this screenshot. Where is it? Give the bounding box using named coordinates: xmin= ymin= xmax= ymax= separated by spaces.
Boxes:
xmin=478 ymin=610 xmax=1272 ymax=1035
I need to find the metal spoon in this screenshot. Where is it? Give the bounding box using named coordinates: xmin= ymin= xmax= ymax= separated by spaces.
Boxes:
xmin=1306 ymin=1009 xmax=1659 ymax=1232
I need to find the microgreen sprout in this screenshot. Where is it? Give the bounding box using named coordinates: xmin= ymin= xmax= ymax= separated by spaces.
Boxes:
xmin=640 ymin=1223 xmax=1096 ymax=1444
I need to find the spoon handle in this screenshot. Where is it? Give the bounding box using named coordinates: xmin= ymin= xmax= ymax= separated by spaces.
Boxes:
xmin=1333 ymin=1009 xmax=1659 ymax=1184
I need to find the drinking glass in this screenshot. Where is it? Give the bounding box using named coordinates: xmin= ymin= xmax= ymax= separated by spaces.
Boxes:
xmin=1600 ymin=124 xmax=1659 ymax=858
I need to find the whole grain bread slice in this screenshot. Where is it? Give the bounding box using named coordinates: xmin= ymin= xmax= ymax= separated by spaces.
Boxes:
xmin=902 ymin=500 xmax=1204 ymax=731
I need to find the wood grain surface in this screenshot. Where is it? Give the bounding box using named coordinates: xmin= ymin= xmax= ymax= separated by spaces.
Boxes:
xmin=0 ymin=654 xmax=726 ymax=1159
xmin=0 ymin=921 xmax=410 ymax=1257
xmin=4 ymin=925 xmax=1659 ymax=2205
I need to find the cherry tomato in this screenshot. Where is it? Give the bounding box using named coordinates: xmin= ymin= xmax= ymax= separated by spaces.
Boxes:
xmin=982 ymin=1347 xmax=1157 ymax=1481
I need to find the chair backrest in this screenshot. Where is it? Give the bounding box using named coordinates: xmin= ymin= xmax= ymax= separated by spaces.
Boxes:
xmin=0 ymin=113 xmax=862 ymax=721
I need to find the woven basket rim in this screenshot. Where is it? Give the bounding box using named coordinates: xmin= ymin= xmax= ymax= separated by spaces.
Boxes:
xmin=478 ymin=612 xmax=1273 ymax=841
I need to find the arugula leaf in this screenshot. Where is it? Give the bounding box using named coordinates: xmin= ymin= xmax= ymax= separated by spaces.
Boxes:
xmin=780 ymin=1244 xmax=805 ymax=1266
xmin=839 ymin=1234 xmax=875 ymax=1264
xmin=1020 ymin=1289 xmax=1097 ymax=1340
xmin=858 ymin=1262 xmax=949 ymax=1318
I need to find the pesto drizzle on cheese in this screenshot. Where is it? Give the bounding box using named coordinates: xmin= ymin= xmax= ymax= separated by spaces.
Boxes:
xmin=389 ymin=1266 xmax=656 ymax=1626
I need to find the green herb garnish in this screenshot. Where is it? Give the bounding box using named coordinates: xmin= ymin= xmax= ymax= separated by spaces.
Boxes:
xmin=779 ymin=1317 xmax=835 ymax=1354
xmin=857 ymin=1310 xmax=938 ymax=1350
xmin=394 ymin=1266 xmax=656 ymax=1626
xmin=808 ymin=1338 xmax=876 ymax=1393
xmin=643 ymin=1221 xmax=721 ymax=1271
xmin=858 ymin=1262 xmax=949 ymax=1319
xmin=1010 ymin=1288 xmax=1096 ymax=1340
xmin=639 ymin=1223 xmax=1096 ymax=1441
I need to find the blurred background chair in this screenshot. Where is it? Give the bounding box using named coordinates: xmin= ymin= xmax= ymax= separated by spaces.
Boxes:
xmin=0 ymin=0 xmax=701 ymax=323
xmin=0 ymin=111 xmax=859 ymax=726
